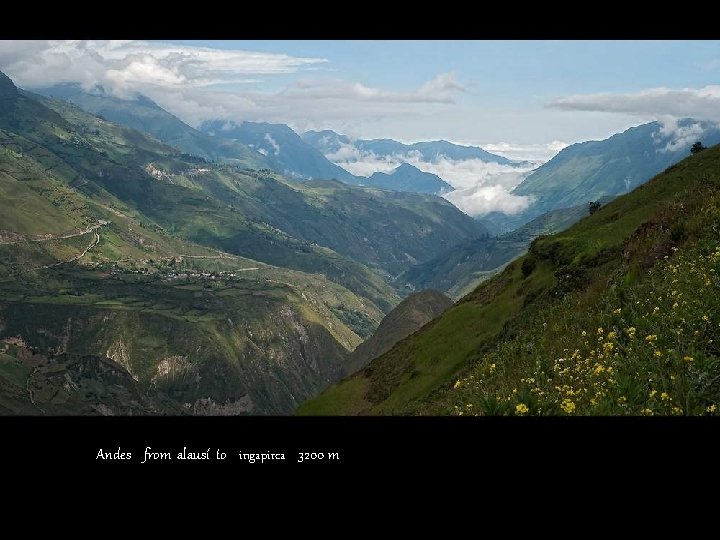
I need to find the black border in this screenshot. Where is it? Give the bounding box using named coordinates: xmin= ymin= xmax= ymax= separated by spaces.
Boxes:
xmin=1 ymin=6 xmax=718 ymax=39
xmin=2 ymin=416 xmax=715 ymax=470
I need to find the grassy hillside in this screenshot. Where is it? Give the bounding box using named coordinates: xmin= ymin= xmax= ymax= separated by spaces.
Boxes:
xmin=399 ymin=200 xmax=602 ymax=299
xmin=340 ymin=290 xmax=452 ymax=378
xmin=301 ymin=144 xmax=720 ymax=415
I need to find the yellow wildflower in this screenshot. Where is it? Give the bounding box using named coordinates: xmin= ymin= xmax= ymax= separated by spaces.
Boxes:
xmin=671 ymin=407 xmax=684 ymax=415
xmin=654 ymin=350 xmax=663 ymax=358
xmin=642 ymin=408 xmax=653 ymax=416
xmin=707 ymin=404 xmax=717 ymax=414
xmin=645 ymin=334 xmax=657 ymax=342
xmin=649 ymin=389 xmax=657 ymax=399
xmin=515 ymin=403 xmax=529 ymax=415
xmin=613 ymin=308 xmax=622 ymax=315
xmin=683 ymin=356 xmax=694 ymax=363
xmin=489 ymin=363 xmax=496 ymax=373
xmin=660 ymin=392 xmax=671 ymax=401
xmin=627 ymin=327 xmax=636 ymax=338
xmin=453 ymin=380 xmax=462 ymax=389
xmin=597 ymin=327 xmax=604 ymax=335
xmin=581 ymin=330 xmax=587 ymax=337
xmin=561 ymin=399 xmax=576 ymax=414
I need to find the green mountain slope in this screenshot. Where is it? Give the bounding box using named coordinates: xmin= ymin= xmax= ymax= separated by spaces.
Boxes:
xmin=342 ymin=290 xmax=451 ymax=378
xmin=1 ymin=71 xmax=492 ymax=414
xmin=365 ymin=163 xmax=452 ymax=195
xmin=399 ymin=200 xmax=608 ymax=299
xmin=514 ymin=120 xmax=720 ymax=218
xmin=0 ymin=72 xmax=399 ymax=413
xmin=30 ymin=84 xmax=268 ymax=168
xmin=300 ymin=144 xmax=720 ymax=415
xmin=26 ymin=92 xmax=485 ymax=289
xmin=201 ymin=120 xmax=359 ymax=183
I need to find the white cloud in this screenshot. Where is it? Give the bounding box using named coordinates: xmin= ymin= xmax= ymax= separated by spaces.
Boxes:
xmin=652 ymin=119 xmax=707 ymax=153
xmin=286 ymin=72 xmax=464 ymax=104
xmin=0 ymin=41 xmax=464 ymax=129
xmin=325 ymin=143 xmax=363 ymax=163
xmin=328 ymin=145 xmax=536 ymax=216
xmin=444 ymin=183 xmax=533 ymax=216
xmin=264 ymin=133 xmax=281 ymax=155
xmin=415 ymin=157 xmax=534 ymax=215
xmin=0 ymin=40 xmax=326 ymax=94
xmin=338 ymin=152 xmax=400 ymax=176
xmin=548 ymin=85 xmax=720 ymax=122
xmin=481 ymin=141 xmax=568 ymax=162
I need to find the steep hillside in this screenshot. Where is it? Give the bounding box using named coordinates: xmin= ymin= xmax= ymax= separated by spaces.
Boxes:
xmin=201 ymin=120 xmax=358 ymax=183
xmin=30 ymin=92 xmax=484 ymax=285
xmin=0 ymin=344 xmax=183 ymax=415
xmin=400 ymin=200 xmax=607 ymax=298
xmin=0 ymin=72 xmax=397 ymax=413
xmin=30 ymin=84 xmax=268 ymax=168
xmin=514 ymin=120 xmax=720 ymax=218
xmin=365 ymin=163 xmax=452 ymax=195
xmin=301 ymin=143 xmax=720 ymax=415
xmin=340 ymin=290 xmax=452 ymax=378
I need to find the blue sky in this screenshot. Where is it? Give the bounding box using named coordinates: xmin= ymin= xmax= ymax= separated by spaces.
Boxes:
xmin=169 ymin=40 xmax=720 ymax=95
xmin=2 ymin=40 xmax=720 ymax=159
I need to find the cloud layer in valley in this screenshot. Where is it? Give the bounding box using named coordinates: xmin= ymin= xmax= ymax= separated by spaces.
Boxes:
xmin=481 ymin=141 xmax=569 ymax=162
xmin=327 ymin=143 xmax=537 ymax=216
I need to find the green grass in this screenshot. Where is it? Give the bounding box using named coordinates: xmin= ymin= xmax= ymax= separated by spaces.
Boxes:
xmin=437 ymin=240 xmax=720 ymax=416
xmin=0 ymin=354 xmax=28 ymax=386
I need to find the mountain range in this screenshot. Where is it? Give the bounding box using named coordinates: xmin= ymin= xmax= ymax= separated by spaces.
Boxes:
xmin=32 ymin=85 xmax=489 ymax=197
xmin=302 ymin=129 xmax=517 ymax=165
xmin=363 ymin=163 xmax=452 ymax=195
xmin=0 ymin=71 xmax=486 ymax=414
xmin=510 ymin=119 xmax=720 ymax=222
xmin=4 ymin=67 xmax=720 ymax=417
xmin=200 ymin=119 xmax=358 ymax=183
xmin=31 ymin=84 xmax=268 ymax=169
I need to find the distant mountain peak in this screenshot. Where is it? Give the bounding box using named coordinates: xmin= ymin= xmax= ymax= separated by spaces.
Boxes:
xmin=366 ymin=163 xmax=453 ymax=195
xmin=394 ymin=162 xmax=417 ymax=173
xmin=0 ymin=70 xmax=19 ymax=100
xmin=512 ymin=118 xmax=720 ymax=219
